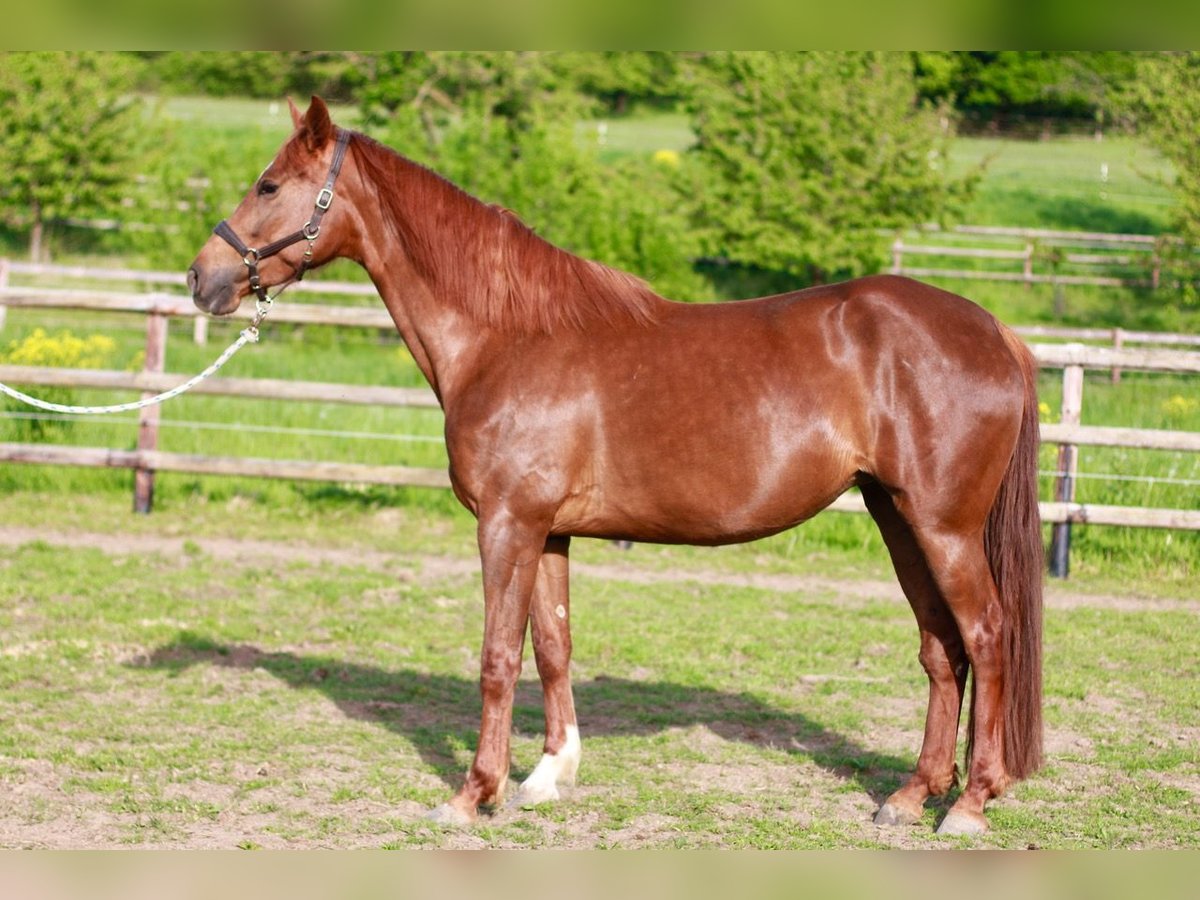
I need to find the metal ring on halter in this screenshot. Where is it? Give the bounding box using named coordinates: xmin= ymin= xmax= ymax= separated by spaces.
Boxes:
xmin=243 ymin=249 xmax=260 ymax=266
xmin=302 ymin=222 xmax=321 ymax=240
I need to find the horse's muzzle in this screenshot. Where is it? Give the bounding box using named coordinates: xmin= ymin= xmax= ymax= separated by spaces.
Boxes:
xmin=188 ymin=263 xmax=241 ymax=316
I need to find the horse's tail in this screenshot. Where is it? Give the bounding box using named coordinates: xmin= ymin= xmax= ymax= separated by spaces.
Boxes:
xmin=980 ymin=325 xmax=1044 ymax=782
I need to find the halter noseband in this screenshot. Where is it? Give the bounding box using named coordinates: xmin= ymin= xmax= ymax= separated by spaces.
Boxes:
xmin=213 ymin=128 xmax=352 ymax=305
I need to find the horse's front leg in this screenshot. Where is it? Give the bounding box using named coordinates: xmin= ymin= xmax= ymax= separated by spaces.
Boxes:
xmin=427 ymin=509 xmax=546 ymax=825
xmin=510 ymin=535 xmax=580 ymax=807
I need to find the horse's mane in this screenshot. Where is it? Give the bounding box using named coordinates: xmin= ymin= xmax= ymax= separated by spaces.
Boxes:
xmin=344 ymin=131 xmax=664 ymax=334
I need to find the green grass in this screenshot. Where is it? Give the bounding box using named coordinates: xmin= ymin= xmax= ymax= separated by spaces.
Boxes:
xmin=948 ymin=135 xmax=1175 ymax=234
xmin=0 ymin=494 xmax=1195 ymax=848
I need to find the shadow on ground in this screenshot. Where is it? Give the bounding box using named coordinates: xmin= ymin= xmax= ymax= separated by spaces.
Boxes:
xmin=135 ymin=632 xmax=916 ymax=808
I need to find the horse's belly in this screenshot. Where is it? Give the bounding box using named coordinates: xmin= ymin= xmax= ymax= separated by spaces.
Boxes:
xmin=553 ymin=438 xmax=858 ymax=545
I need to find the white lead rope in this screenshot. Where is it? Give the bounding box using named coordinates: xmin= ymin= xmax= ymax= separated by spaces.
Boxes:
xmin=0 ymin=302 xmax=271 ymax=416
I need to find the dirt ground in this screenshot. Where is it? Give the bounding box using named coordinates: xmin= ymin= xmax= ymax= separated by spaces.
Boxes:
xmin=1 ymin=524 xmax=1192 ymax=614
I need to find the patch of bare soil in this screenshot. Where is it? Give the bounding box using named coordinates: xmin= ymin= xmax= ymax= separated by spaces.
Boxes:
xmin=1 ymin=524 xmax=1192 ymax=613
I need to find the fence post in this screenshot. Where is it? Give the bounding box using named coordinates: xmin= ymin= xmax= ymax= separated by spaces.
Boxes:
xmin=1048 ymin=361 xmax=1084 ymax=578
xmin=133 ymin=311 xmax=168 ymax=514
xmin=891 ymin=239 xmax=903 ymax=275
xmin=193 ymin=315 xmax=208 ymax=346
xmin=1111 ymin=327 xmax=1124 ymax=384
xmin=1023 ymin=243 xmax=1034 ymax=288
xmin=0 ymin=257 xmax=9 ymax=333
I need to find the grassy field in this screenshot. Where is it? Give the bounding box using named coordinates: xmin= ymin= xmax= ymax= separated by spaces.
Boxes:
xmin=0 ymin=494 xmax=1197 ymax=849
xmin=948 ymin=135 xmax=1175 ymax=234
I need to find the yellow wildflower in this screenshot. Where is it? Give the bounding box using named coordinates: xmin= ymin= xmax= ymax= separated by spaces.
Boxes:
xmin=653 ymin=149 xmax=681 ymax=167
xmin=4 ymin=329 xmax=115 ymax=369
xmin=1161 ymin=395 xmax=1199 ymax=419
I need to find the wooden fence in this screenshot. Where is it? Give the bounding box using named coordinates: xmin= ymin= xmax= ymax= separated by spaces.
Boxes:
xmin=889 ymin=225 xmax=1193 ymax=289
xmin=2 ymin=262 xmax=1199 ymax=578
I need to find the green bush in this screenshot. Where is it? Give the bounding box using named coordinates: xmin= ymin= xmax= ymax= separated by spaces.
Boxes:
xmin=1 ymin=329 xmax=116 ymax=441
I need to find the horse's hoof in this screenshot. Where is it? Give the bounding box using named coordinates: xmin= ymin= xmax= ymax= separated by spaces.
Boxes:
xmin=936 ymin=809 xmax=989 ymax=836
xmin=425 ymin=802 xmax=474 ymax=827
xmin=874 ymin=801 xmax=922 ymax=827
xmin=506 ymin=781 xmax=560 ymax=810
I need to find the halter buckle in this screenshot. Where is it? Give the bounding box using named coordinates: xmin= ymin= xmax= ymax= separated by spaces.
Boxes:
xmin=315 ymin=187 xmax=333 ymax=210
xmin=253 ymin=294 xmax=273 ymax=322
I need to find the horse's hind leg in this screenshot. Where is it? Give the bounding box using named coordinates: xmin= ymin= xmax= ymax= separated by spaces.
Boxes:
xmin=914 ymin=527 xmax=1011 ymax=836
xmin=509 ymin=535 xmax=581 ymax=807
xmin=862 ymin=482 xmax=969 ymax=827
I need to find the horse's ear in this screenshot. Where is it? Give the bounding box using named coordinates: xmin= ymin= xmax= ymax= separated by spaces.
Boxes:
xmin=287 ymin=96 xmax=303 ymax=130
xmin=299 ymin=95 xmax=333 ymax=152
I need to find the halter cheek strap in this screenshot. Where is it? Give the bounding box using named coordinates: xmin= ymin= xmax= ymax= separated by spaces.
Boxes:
xmin=213 ymin=128 xmax=352 ymax=304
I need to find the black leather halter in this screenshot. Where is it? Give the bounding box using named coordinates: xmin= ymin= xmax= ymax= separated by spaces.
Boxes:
xmin=213 ymin=128 xmax=352 ymax=304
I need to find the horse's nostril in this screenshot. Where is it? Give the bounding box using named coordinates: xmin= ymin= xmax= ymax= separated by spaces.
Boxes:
xmin=187 ymin=267 xmax=199 ymax=295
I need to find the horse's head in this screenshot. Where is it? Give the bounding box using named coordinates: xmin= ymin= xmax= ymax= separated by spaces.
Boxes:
xmin=188 ymin=96 xmax=352 ymax=316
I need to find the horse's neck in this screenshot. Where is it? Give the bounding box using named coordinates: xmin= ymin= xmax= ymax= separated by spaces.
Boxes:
xmin=359 ymin=246 xmax=490 ymax=406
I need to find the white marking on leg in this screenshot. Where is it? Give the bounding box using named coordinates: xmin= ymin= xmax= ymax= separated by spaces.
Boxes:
xmin=554 ymin=604 xmax=566 ymax=619
xmin=514 ymin=725 xmax=581 ymax=806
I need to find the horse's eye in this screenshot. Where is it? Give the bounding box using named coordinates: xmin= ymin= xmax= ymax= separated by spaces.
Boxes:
xmin=257 ymin=180 xmax=279 ymax=197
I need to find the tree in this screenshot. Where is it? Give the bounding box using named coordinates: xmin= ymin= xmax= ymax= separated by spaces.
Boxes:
xmin=913 ymin=51 xmax=1139 ymax=130
xmin=683 ymin=52 xmax=975 ymax=284
xmin=0 ymin=52 xmax=150 ymax=261
xmin=1133 ymin=53 xmax=1200 ymax=276
xmin=136 ymin=52 xmax=368 ymax=103
xmin=553 ymin=52 xmax=684 ymax=115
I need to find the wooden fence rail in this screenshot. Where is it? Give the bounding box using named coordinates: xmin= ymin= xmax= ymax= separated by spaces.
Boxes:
xmin=891 ymin=241 xmax=1160 ymax=289
xmin=0 ymin=364 xmax=441 ymax=409
xmin=1 ymin=264 xmax=1198 ymax=580
xmin=886 ymin=224 xmax=1200 ymax=290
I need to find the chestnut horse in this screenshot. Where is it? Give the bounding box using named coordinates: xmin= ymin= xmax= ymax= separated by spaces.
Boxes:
xmin=189 ymin=97 xmax=1042 ymax=836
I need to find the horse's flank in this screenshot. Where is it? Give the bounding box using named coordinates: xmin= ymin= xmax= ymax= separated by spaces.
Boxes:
xmin=346 ymin=132 xmax=663 ymax=335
